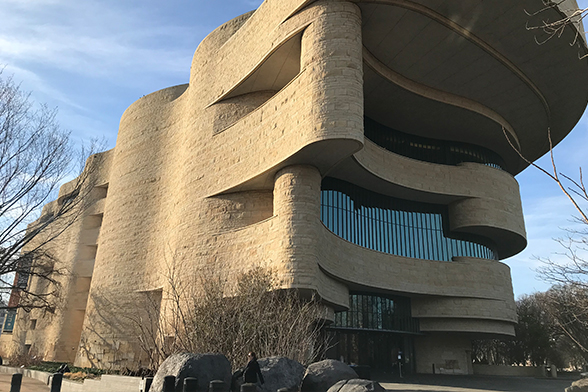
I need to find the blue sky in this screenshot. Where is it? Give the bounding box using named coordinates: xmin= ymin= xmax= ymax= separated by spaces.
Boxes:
xmin=1 ymin=0 xmax=587 ymax=299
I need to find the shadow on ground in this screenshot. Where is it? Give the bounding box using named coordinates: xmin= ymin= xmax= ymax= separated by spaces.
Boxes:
xmin=375 ymin=374 xmax=576 ymax=392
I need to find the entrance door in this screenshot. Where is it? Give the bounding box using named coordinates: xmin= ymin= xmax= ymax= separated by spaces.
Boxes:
xmin=327 ymin=329 xmax=414 ymax=374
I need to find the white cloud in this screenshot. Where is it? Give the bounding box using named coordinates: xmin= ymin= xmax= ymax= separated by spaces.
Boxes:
xmin=0 ymin=0 xmax=221 ymax=147
xmin=0 ymin=1 xmax=208 ymax=84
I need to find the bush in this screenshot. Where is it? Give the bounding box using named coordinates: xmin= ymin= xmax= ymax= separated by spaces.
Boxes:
xmin=122 ymin=266 xmax=330 ymax=369
xmin=27 ymin=361 xmax=107 ymax=377
xmin=7 ymin=352 xmax=42 ymax=368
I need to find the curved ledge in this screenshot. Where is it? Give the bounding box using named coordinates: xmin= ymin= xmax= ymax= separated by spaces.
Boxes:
xmin=336 ymin=140 xmax=527 ymax=258
xmin=363 ymin=47 xmax=520 ymax=150
xmin=449 ymin=198 xmax=527 ymax=258
xmin=317 ymin=224 xmax=515 ymax=302
xmin=412 ymin=296 xmax=516 ymax=324
xmin=418 ymin=318 xmax=515 ymax=337
xmin=119 ymin=84 xmax=188 ymax=126
xmin=211 ymin=138 xmax=363 ymax=196
xmin=353 ymin=140 xmax=522 ymax=202
xmin=209 ymin=28 xmax=306 ymax=106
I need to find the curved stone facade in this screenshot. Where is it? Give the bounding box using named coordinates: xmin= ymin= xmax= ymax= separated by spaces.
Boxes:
xmin=2 ymin=0 xmax=587 ymax=375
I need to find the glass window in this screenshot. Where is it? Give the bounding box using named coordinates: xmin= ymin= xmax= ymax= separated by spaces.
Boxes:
xmin=320 ymin=178 xmax=498 ymax=261
xmin=364 ymin=117 xmax=505 ymax=170
xmin=332 ymin=293 xmax=419 ymax=334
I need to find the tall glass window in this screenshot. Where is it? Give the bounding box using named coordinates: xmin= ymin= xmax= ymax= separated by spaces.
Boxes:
xmin=364 ymin=117 xmax=505 ymax=170
xmin=320 ymin=178 xmax=498 ymax=261
xmin=333 ymin=293 xmax=419 ymax=334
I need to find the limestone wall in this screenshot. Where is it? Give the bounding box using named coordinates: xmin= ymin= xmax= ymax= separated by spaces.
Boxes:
xmin=74 ymin=0 xmax=365 ymax=369
xmin=414 ymin=334 xmax=473 ymax=375
xmin=0 ymin=149 xmax=113 ymax=362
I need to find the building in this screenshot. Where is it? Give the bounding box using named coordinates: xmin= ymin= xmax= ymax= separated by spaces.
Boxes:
xmin=1 ymin=0 xmax=587 ymax=374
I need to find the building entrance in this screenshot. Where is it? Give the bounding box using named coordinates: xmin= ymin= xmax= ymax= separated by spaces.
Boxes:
xmin=325 ymin=292 xmax=420 ymax=375
xmin=327 ymin=329 xmax=415 ymax=375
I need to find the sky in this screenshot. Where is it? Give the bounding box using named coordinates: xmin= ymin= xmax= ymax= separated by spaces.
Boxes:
xmin=1 ymin=0 xmax=587 ymax=299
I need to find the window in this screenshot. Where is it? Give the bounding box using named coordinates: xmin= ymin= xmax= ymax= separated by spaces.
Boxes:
xmin=364 ymin=117 xmax=505 ymax=170
xmin=332 ymin=293 xmax=419 ymax=333
xmin=321 ymin=178 xmax=498 ymax=261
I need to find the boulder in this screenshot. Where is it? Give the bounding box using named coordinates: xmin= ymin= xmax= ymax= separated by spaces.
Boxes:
xmin=567 ymin=378 xmax=588 ymax=392
xmin=327 ymin=379 xmax=386 ymax=392
xmin=151 ymin=353 xmax=232 ymax=392
xmin=257 ymin=356 xmax=305 ymax=392
xmin=231 ymin=369 xmax=244 ymax=392
xmin=301 ymin=359 xmax=358 ymax=392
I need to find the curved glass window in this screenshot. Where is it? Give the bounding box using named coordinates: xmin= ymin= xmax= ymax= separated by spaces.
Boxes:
xmin=333 ymin=293 xmax=419 ymax=334
xmin=320 ymin=178 xmax=498 ymax=261
xmin=365 ymin=117 xmax=505 ymax=170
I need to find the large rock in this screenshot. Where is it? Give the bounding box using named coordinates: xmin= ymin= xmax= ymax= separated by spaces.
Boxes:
xmin=567 ymin=378 xmax=588 ymax=392
xmin=327 ymin=379 xmax=386 ymax=392
xmin=151 ymin=353 xmax=232 ymax=392
xmin=301 ymin=359 xmax=358 ymax=392
xmin=257 ymin=356 xmax=305 ymax=392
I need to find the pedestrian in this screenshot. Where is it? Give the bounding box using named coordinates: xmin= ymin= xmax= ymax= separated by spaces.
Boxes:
xmin=243 ymin=351 xmax=264 ymax=386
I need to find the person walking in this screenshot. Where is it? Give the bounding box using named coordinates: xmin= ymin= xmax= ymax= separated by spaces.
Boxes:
xmin=243 ymin=352 xmax=264 ymax=385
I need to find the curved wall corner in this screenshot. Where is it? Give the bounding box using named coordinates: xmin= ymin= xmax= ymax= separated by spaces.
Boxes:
xmin=272 ymin=165 xmax=349 ymax=308
xmin=344 ymin=141 xmax=527 ymax=258
xmin=448 ymin=196 xmax=526 ymax=258
xmin=412 ymin=294 xmax=517 ymax=333
xmin=316 ymin=221 xmax=517 ymax=334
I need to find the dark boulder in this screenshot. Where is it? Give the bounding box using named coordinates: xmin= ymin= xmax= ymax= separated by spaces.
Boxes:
xmin=257 ymin=356 xmax=305 ymax=392
xmin=151 ymin=353 xmax=232 ymax=392
xmin=326 ymin=379 xmax=386 ymax=392
xmin=567 ymin=378 xmax=588 ymax=392
xmin=301 ymin=359 xmax=358 ymax=392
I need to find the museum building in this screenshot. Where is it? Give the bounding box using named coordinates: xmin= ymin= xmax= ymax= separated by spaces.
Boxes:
xmin=2 ymin=0 xmax=588 ymax=374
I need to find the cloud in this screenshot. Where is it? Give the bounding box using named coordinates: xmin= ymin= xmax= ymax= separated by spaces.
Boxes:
xmin=0 ymin=0 xmax=222 ymax=145
xmin=0 ymin=1 xmax=206 ymax=83
xmin=1 ymin=64 xmax=92 ymax=114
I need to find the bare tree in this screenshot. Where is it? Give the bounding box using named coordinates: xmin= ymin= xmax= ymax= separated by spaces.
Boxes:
xmin=0 ymin=71 xmax=100 ymax=313
xmin=525 ymin=0 xmax=588 ymax=57
xmin=472 ymin=292 xmax=588 ymax=369
xmin=501 ymin=120 xmax=588 ymax=361
xmin=473 ymin=294 xmax=555 ymax=367
xmin=103 ymin=262 xmax=331 ymax=371
xmin=495 ymin=1 xmax=588 ymax=363
xmin=542 ymin=285 xmax=588 ymax=362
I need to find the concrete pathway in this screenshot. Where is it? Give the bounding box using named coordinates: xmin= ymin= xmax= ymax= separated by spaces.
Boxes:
xmin=0 ymin=371 xmax=577 ymax=392
xmin=0 ymin=373 xmax=50 ymax=392
xmin=379 ymin=374 xmax=574 ymax=392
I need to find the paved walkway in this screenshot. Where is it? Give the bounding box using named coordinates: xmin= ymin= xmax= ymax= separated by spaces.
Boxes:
xmin=0 ymin=373 xmax=50 ymax=392
xmin=378 ymin=374 xmax=574 ymax=392
xmin=0 ymin=372 xmax=577 ymax=392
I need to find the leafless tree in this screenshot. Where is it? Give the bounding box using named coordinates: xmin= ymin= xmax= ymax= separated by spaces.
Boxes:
xmin=0 ymin=71 xmax=100 ymax=313
xmin=514 ymin=128 xmax=588 ymax=301
xmin=525 ymin=0 xmax=588 ymax=58
xmin=497 ymin=1 xmax=588 ymax=362
xmin=501 ymin=119 xmax=588 ymax=368
xmin=502 ymin=120 xmax=588 ymax=360
xmin=541 ymin=285 xmax=588 ymax=362
xmin=110 ymin=262 xmax=330 ymax=371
